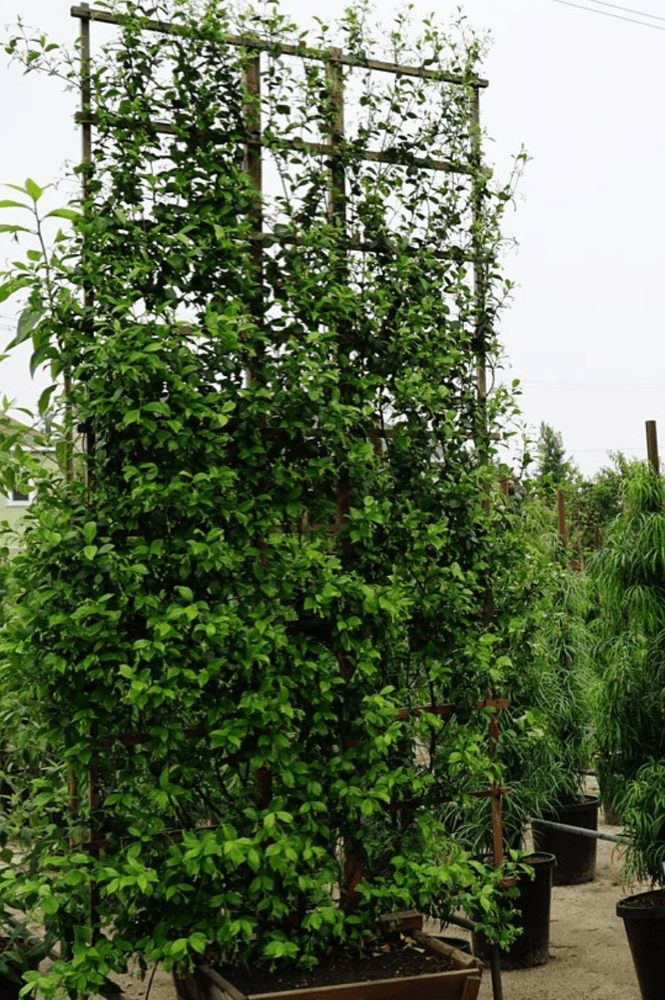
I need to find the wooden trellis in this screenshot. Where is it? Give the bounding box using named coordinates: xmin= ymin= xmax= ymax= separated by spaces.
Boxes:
xmin=68 ymin=0 xmax=511 ymax=925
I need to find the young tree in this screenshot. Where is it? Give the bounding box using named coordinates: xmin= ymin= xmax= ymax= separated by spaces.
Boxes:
xmin=590 ymin=464 xmax=665 ymax=883
xmin=534 ymin=422 xmax=578 ymax=489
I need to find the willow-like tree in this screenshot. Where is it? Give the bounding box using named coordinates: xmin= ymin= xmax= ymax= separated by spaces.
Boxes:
xmin=590 ymin=464 xmax=665 ymax=883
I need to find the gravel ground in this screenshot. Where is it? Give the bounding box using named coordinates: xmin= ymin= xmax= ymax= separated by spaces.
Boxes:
xmin=469 ymin=817 xmax=644 ymax=1000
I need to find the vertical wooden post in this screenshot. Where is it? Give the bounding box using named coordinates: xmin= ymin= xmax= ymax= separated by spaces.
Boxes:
xmin=470 ymin=87 xmax=506 ymax=893
xmin=243 ymin=51 xmax=262 ymax=388
xmin=326 ymin=49 xmax=345 ymax=228
xmin=470 ymin=82 xmax=492 ymax=536
xmin=324 ymin=50 xmax=361 ymax=904
xmin=88 ymin=762 xmax=102 ymax=939
xmin=326 ymin=49 xmax=351 ymax=559
xmin=646 ymin=420 xmax=659 ymax=473
xmin=76 ymin=4 xmax=103 ymax=942
xmin=470 ymin=85 xmax=487 ymax=431
xmin=80 ymin=3 xmax=96 ymax=488
xmin=489 ymin=713 xmax=504 ymax=869
xmin=557 ymin=489 xmax=568 ymax=546
xmin=80 ymin=5 xmax=92 ymax=197
xmin=67 ymin=2 xmax=91 ymax=944
xmin=326 ymin=48 xmax=350 ymax=557
xmin=488 ymin=708 xmax=505 ymax=1000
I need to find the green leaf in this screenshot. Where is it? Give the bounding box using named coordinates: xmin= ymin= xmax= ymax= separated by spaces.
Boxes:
xmin=187 ymin=932 xmax=207 ymax=953
xmin=37 ymin=384 xmax=58 ymax=416
xmin=169 ymin=939 xmax=189 ymax=959
xmin=0 ymin=200 xmax=29 ymax=210
xmin=143 ymin=401 xmax=170 ymax=416
xmin=24 ymin=178 xmax=43 ymax=202
xmin=82 ymin=522 xmax=97 ymax=544
xmin=45 ymin=208 xmax=80 ymax=221
xmin=14 ymin=305 xmax=43 ymax=344
xmin=0 ymin=275 xmax=30 ymax=304
xmin=263 ymin=939 xmax=299 ymax=960
xmin=40 ymin=894 xmax=59 ymax=916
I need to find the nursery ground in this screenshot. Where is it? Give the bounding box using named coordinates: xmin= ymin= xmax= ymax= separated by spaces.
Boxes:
xmin=470 ymin=816 xmax=644 ymax=1000
xmin=108 ymin=816 xmax=645 ymax=1000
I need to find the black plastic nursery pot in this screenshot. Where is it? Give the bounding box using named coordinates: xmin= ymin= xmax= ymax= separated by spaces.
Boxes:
xmin=532 ymin=796 xmax=599 ymax=885
xmin=0 ymin=938 xmax=34 ymax=1000
xmin=472 ymin=852 xmax=556 ymax=971
xmin=0 ymin=976 xmax=22 ymax=1000
xmin=617 ymin=889 xmax=665 ymax=1000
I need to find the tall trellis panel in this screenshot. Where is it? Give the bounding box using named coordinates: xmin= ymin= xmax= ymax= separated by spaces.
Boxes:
xmin=68 ymin=0 xmax=510 ymax=913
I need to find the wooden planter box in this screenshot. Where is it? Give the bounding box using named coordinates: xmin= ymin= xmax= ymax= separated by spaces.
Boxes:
xmin=174 ymin=933 xmax=483 ymax=1000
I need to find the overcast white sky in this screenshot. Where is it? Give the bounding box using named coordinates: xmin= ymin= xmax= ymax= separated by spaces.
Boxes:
xmin=2 ymin=0 xmax=665 ymax=476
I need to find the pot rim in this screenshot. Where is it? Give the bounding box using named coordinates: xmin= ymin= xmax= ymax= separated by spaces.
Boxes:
xmin=616 ymin=889 xmax=665 ymax=920
xmin=520 ymin=852 xmax=557 ymax=869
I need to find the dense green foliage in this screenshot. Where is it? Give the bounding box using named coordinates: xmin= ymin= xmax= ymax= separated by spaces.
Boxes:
xmin=447 ymin=489 xmax=593 ymax=852
xmin=0 ymin=1 xmax=523 ymax=995
xmin=522 ymin=425 xmax=639 ymax=559
xmin=589 ymin=463 xmax=665 ymax=884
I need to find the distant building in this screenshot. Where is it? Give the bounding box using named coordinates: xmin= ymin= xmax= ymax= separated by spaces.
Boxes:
xmin=0 ymin=415 xmax=55 ymax=552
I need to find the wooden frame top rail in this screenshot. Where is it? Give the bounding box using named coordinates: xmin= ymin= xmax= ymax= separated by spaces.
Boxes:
xmin=70 ymin=5 xmax=489 ymax=88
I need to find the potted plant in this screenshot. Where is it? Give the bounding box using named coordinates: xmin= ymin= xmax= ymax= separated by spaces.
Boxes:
xmin=453 ymin=489 xmax=595 ymax=863
xmin=0 ymin=2 xmax=524 ymax=997
xmin=587 ymin=464 xmax=665 ymax=999
xmin=525 ymin=565 xmax=597 ymax=885
xmin=449 ymin=488 xmax=592 ymax=968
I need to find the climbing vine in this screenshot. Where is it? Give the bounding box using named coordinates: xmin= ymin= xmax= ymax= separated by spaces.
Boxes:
xmin=0 ymin=1 xmax=522 ymax=994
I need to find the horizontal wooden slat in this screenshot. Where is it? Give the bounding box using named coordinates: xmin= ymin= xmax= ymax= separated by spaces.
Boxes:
xmin=97 ymin=727 xmax=205 ymax=747
xmin=395 ymin=698 xmax=509 ymax=721
xmin=412 ymin=929 xmax=481 ymax=973
xmin=70 ymin=7 xmax=488 ymax=88
xmin=469 ymin=787 xmax=511 ymax=799
xmin=73 ymin=113 xmax=471 ymax=174
xmin=249 ymin=972 xmax=479 ymax=1000
xmin=378 ymin=910 xmax=423 ymax=932
xmin=201 ymin=968 xmax=480 ymax=1000
xmin=200 ymin=967 xmax=246 ymax=1000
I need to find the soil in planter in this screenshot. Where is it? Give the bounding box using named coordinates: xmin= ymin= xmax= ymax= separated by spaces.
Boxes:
xmin=620 ymin=890 xmax=665 ymax=909
xmin=222 ymin=941 xmax=456 ymax=995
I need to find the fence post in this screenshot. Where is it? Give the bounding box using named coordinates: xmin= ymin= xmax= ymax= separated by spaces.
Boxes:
xmin=646 ymin=420 xmax=659 ymax=473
